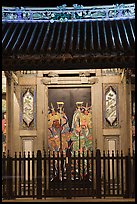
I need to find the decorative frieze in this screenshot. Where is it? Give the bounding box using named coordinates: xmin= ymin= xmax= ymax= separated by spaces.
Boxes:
xmin=101 ymin=68 xmax=122 ymax=76
xmin=41 ymin=76 xmax=98 ymax=85
xmin=19 ymin=71 xmax=37 ymax=75
xmin=2 ymin=3 xmax=135 ymax=22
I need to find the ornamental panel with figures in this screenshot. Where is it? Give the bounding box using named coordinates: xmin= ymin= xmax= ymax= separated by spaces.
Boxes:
xmin=20 ymin=86 xmax=36 ymax=130
xmin=103 ymin=84 xmax=119 ymax=128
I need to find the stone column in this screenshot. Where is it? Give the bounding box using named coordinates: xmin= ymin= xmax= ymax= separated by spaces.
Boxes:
xmin=6 ymin=76 xmax=14 ymax=156
xmin=126 ymin=77 xmax=132 ymax=154
xmin=44 ymin=85 xmax=49 ymax=153
xmin=119 ymin=75 xmax=129 ymax=155
xmin=36 ymin=77 xmax=45 ymax=152
xmin=92 ymin=76 xmax=103 ymax=152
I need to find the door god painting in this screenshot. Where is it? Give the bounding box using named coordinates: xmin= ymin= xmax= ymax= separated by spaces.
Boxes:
xmin=71 ymin=102 xmax=92 ymax=152
xmin=48 ymin=88 xmax=92 ymax=153
xmin=48 ymin=102 xmax=71 ymax=151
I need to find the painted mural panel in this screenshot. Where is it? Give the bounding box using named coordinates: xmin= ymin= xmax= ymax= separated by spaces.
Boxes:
xmin=71 ymin=102 xmax=92 ymax=152
xmin=48 ymin=88 xmax=92 ymax=152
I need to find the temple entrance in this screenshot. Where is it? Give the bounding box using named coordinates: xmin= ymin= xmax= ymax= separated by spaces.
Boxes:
xmin=48 ymin=87 xmax=92 ymax=153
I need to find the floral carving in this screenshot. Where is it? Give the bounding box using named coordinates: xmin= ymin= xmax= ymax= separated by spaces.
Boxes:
xmin=23 ymin=89 xmax=34 ymax=127
xmin=105 ymin=87 xmax=117 ymax=126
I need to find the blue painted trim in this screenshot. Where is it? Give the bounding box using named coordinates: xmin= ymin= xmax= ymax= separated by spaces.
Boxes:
xmin=2 ymin=4 xmax=135 ymax=22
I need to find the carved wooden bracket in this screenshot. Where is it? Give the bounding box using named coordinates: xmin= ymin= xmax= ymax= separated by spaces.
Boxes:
xmin=41 ymin=75 xmax=98 ymax=85
xmin=41 ymin=78 xmax=51 ymax=85
xmin=89 ymin=78 xmax=99 ymax=85
xmin=79 ymin=71 xmax=90 ymax=77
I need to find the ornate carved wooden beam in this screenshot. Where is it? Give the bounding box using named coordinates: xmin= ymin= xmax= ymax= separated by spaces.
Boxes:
xmin=2 ymin=3 xmax=135 ymax=23
xmin=2 ymin=54 xmax=135 ymax=70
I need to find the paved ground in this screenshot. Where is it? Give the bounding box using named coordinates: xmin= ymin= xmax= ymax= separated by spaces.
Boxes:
xmin=2 ymin=197 xmax=135 ymax=202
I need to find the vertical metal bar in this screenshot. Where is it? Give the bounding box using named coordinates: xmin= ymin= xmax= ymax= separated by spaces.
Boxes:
xmin=7 ymin=151 xmax=14 ymax=199
xmin=23 ymin=151 xmax=26 ymax=196
xmin=96 ymin=149 xmax=101 ymax=198
xmin=108 ymin=150 xmax=110 ymax=195
xmin=37 ymin=150 xmax=42 ymax=199
xmin=116 ymin=150 xmax=119 ymax=196
xmin=53 ymin=151 xmax=55 ymax=196
xmin=121 ymin=150 xmax=124 ymax=196
xmin=125 ymin=155 xmax=129 ymax=198
xmin=112 ymin=150 xmax=115 ymax=195
xmin=19 ymin=152 xmax=22 ymax=197
xmin=86 ymin=150 xmax=90 ymax=196
xmin=125 ymin=149 xmax=131 ymax=198
xmin=79 ymin=118 xmax=81 ymax=150
xmin=32 ymin=151 xmax=35 ymax=199
xmin=69 ymin=150 xmax=72 ymax=199
xmin=66 ymin=150 xmax=72 ymax=199
xmin=74 ymin=151 xmax=76 ymax=197
xmin=78 ymin=151 xmax=81 ymax=195
xmin=6 ymin=151 xmax=10 ymax=199
xmin=91 ymin=150 xmax=94 ymax=196
xmin=2 ymin=152 xmax=6 ymax=199
xmin=82 ymin=151 xmax=85 ymax=194
xmin=57 ymin=151 xmax=60 ymax=189
xmin=14 ymin=152 xmax=17 ymax=198
xmin=132 ymin=150 xmax=135 ymax=197
xmin=61 ymin=150 xmax=64 ymax=197
xmin=48 ymin=151 xmax=51 ymax=196
xmin=103 ymin=151 xmax=106 ymax=198
xmin=60 ymin=119 xmax=62 ymax=150
xmin=44 ymin=150 xmax=46 ymax=199
xmin=28 ymin=152 xmax=30 ymax=197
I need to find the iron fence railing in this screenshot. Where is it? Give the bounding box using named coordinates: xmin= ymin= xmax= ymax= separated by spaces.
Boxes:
xmin=2 ymin=149 xmax=135 ymax=200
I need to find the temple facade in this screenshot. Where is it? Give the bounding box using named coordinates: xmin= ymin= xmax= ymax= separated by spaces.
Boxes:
xmin=2 ymin=68 xmax=135 ymax=156
xmin=2 ymin=3 xmax=135 ymax=156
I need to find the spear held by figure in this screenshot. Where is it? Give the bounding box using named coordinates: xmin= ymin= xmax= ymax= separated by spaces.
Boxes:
xmin=57 ymin=102 xmax=64 ymax=150
xmin=79 ymin=117 xmax=81 ymax=151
